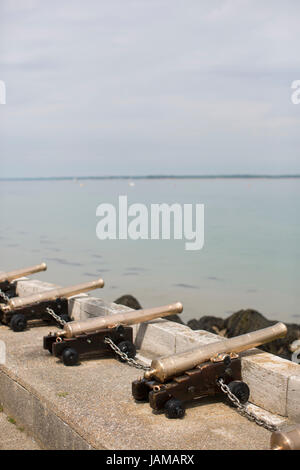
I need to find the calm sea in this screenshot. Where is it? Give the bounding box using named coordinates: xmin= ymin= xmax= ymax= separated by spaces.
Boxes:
xmin=0 ymin=178 xmax=299 ymax=323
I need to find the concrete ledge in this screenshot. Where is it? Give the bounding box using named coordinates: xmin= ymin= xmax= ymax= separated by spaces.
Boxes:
xmin=0 ymin=405 xmax=41 ymax=450
xmin=0 ymin=324 xmax=278 ymax=450
xmin=0 ymin=369 xmax=93 ymax=450
xmin=14 ymin=277 xmax=300 ymax=419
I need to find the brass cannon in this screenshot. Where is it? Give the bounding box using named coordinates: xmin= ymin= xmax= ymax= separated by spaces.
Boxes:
xmin=0 ymin=263 xmax=47 ymax=300
xmin=271 ymin=424 xmax=300 ymax=450
xmin=132 ymin=322 xmax=287 ymax=419
xmin=43 ymin=302 xmax=183 ymax=366
xmin=0 ymin=278 xmax=104 ymax=332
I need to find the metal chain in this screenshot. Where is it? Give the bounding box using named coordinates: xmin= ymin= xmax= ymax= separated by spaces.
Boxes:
xmin=0 ymin=289 xmax=10 ymax=303
xmin=217 ymin=378 xmax=278 ymax=432
xmin=46 ymin=307 xmax=67 ymax=327
xmin=104 ymin=336 xmax=151 ymax=371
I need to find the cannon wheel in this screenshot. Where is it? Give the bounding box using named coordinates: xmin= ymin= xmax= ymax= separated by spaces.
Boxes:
xmin=164 ymin=398 xmax=185 ymax=419
xmin=132 ymin=379 xmax=150 ymax=402
xmin=62 ymin=347 xmax=79 ymax=366
xmin=10 ymin=313 xmax=27 ymax=332
xmin=227 ymin=380 xmax=250 ymax=404
xmin=116 ymin=340 xmax=136 ymax=362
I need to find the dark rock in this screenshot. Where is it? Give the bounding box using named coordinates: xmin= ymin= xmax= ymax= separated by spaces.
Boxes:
xmin=225 ymin=309 xmax=300 ymax=360
xmin=225 ymin=309 xmax=271 ymax=337
xmin=165 ymin=314 xmax=185 ymax=325
xmin=114 ymin=295 xmax=142 ymax=310
xmin=188 ymin=309 xmax=300 ymax=360
xmin=187 ymin=316 xmax=225 ymax=334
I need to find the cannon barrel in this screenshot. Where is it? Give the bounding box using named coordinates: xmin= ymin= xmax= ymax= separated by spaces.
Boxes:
xmin=271 ymin=425 xmax=300 ymax=450
xmin=144 ymin=322 xmax=287 ymax=383
xmin=59 ymin=302 xmax=183 ymax=338
xmin=0 ymin=263 xmax=47 ymax=284
xmin=5 ymin=278 xmax=104 ymax=311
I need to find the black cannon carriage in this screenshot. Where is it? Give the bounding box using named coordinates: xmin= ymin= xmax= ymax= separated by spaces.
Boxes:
xmin=132 ymin=354 xmax=249 ymax=418
xmin=44 ymin=324 xmax=136 ymax=366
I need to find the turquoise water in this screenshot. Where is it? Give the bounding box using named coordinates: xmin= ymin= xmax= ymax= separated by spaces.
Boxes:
xmin=0 ymin=178 xmax=299 ymax=323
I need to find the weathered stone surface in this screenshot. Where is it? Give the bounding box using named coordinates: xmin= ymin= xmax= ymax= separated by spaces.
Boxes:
xmin=287 ymin=375 xmax=300 ymax=423
xmin=240 ymin=349 xmax=299 ymax=416
xmin=0 ymin=408 xmax=41 ymax=450
xmin=133 ymin=319 xmax=177 ymax=356
xmin=0 ymin=366 xmax=93 ymax=450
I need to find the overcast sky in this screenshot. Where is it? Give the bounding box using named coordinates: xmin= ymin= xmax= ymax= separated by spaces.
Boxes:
xmin=0 ymin=0 xmax=299 ymax=177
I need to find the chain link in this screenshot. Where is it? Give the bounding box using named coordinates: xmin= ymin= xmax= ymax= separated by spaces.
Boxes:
xmin=0 ymin=289 xmax=10 ymax=303
xmin=104 ymin=336 xmax=151 ymax=371
xmin=217 ymin=378 xmax=278 ymax=432
xmin=46 ymin=307 xmax=67 ymax=327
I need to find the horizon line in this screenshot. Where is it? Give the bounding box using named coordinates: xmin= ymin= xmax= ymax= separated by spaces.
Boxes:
xmin=1 ymin=174 xmax=300 ymax=181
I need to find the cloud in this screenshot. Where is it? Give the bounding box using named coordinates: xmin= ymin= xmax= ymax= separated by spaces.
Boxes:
xmin=0 ymin=0 xmax=299 ymax=176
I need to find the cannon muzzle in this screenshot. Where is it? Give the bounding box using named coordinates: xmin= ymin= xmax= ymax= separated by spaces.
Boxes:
xmin=5 ymin=278 xmax=104 ymax=311
xmin=271 ymin=425 xmax=300 ymax=450
xmin=58 ymin=302 xmax=183 ymax=338
xmin=0 ymin=263 xmax=47 ymax=284
xmin=144 ymin=322 xmax=287 ymax=382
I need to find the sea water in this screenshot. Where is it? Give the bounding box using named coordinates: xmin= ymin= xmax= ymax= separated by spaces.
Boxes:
xmin=0 ymin=178 xmax=299 ymax=323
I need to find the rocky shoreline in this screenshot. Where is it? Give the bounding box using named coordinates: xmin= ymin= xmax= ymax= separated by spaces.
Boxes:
xmin=114 ymin=295 xmax=300 ymax=360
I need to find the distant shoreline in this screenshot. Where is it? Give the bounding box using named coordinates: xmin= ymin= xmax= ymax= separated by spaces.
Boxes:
xmin=1 ymin=174 xmax=300 ymax=181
